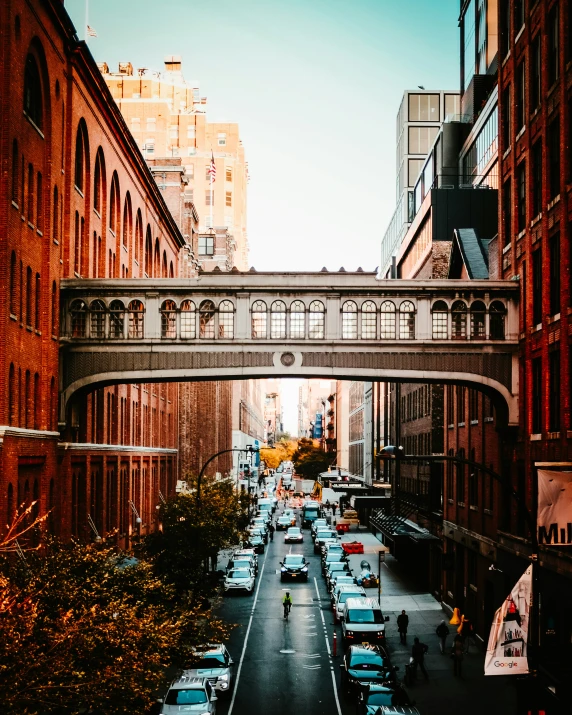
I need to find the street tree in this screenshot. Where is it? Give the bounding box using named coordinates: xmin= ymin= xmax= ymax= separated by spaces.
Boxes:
xmin=293 ymin=438 xmax=334 ymax=479
xmin=260 ymin=439 xmax=297 ymax=469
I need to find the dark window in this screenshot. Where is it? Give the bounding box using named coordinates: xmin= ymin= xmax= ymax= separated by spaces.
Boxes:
xmin=11 ymin=139 xmax=18 ymax=202
xmin=502 ymin=86 xmax=511 ymax=149
xmin=199 ymin=236 xmax=214 ymax=255
xmin=549 ymin=350 xmax=560 ymax=431
xmin=456 ymin=386 xmax=466 ymax=424
xmin=547 ymin=3 xmax=560 ymax=87
xmin=548 ymin=116 xmax=560 ymax=200
xmin=469 ymin=461 xmax=478 ymax=508
xmin=27 ymin=163 xmax=34 ymax=222
xmin=10 ymin=251 xmax=17 ymax=316
xmin=500 ymin=0 xmax=510 ymax=57
xmin=23 ymin=54 xmax=43 ymax=129
xmin=530 ymin=34 xmax=541 ymax=111
xmin=74 ymin=126 xmax=84 ymax=192
xmin=35 ymin=273 xmax=40 ymax=330
xmin=74 ymin=211 xmax=80 ymax=275
xmin=25 ymin=370 xmax=30 ymax=429
xmin=549 ymin=232 xmax=560 ymax=316
xmin=53 ymin=186 xmax=59 ymax=242
xmin=531 ymin=141 xmax=543 ymax=218
xmin=503 ymin=177 xmax=512 ymax=246
xmin=446 ymin=449 xmax=454 ymax=499
xmin=515 ymin=62 xmax=525 ymax=131
xmin=514 ymin=0 xmax=524 ymax=34
xmin=33 ymin=372 xmax=39 ymax=430
xmin=94 ymin=151 xmax=103 ymax=213
xmin=8 ymin=363 xmax=15 ymax=426
xmin=517 ymin=162 xmax=526 ymax=232
xmin=456 ymin=448 xmax=466 ymax=504
xmin=447 ymin=386 xmax=454 ymax=425
xmin=51 ymin=280 xmax=57 ymax=336
xmin=36 ymin=172 xmax=43 ymax=232
xmin=469 ymin=389 xmax=479 ymax=421
xmin=532 ymin=249 xmax=542 ymax=325
xmin=531 ymin=357 xmax=542 ymax=433
xmin=26 ymin=266 xmax=32 ymax=326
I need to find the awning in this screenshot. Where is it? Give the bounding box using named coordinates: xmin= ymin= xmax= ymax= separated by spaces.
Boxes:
xmin=353 ymin=496 xmax=392 ymax=509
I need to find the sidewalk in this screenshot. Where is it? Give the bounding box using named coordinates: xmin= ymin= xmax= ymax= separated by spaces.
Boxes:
xmin=340 ymin=528 xmax=518 ymax=715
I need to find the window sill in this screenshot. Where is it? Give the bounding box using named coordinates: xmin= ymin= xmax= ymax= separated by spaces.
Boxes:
xmin=93 ymin=208 xmax=101 ymax=219
xmin=515 ymin=126 xmax=526 ymax=142
xmin=9 ymin=313 xmax=17 ymax=321
xmin=457 ymin=502 xmax=466 ymax=508
xmin=23 ymin=111 xmax=45 ymax=139
xmin=469 ymin=583 xmax=478 ymax=592
xmin=469 ymin=505 xmax=478 ymax=512
xmin=457 ymin=422 xmax=466 ymax=428
xmin=51 ymin=335 xmax=58 ymax=341
xmin=37 ymin=229 xmax=43 ymax=237
xmin=448 ymin=424 xmax=454 ymax=429
xmin=502 ymin=242 xmax=512 ymax=255
xmin=530 ymin=106 xmax=541 ymax=122
xmin=28 ymin=221 xmax=35 ymax=230
xmin=26 ymin=325 xmax=32 ymax=332
xmin=21 ymin=214 xmax=25 ymax=222
xmin=74 ymin=185 xmax=84 ymax=198
xmin=35 ymin=329 xmax=41 ymax=336
xmin=470 ymin=420 xmax=478 ymax=426
xmin=547 ymin=194 xmax=560 ymax=211
xmin=484 ymin=417 xmax=494 ymax=423
xmin=514 ymin=25 xmax=525 ymax=44
xmin=447 ymin=499 xmax=454 ymax=504
xmin=11 ymin=200 xmax=19 ymax=210
xmin=531 ymin=323 xmax=542 ymax=333
xmin=547 ymin=313 xmax=560 ymax=324
xmin=502 ymin=145 xmax=512 ymax=160
xmin=74 ymin=272 xmax=81 ymax=278
xmin=109 ymin=228 xmax=116 ymax=238
xmin=547 ymin=82 xmax=559 ymax=99
xmin=122 ymin=243 xmax=128 ymax=253
xmin=547 ymin=432 xmax=560 ymax=440
xmin=530 ymin=433 xmax=542 ymax=441
xmin=484 ymin=508 xmax=493 ymax=516
xmin=530 ymin=213 xmax=542 ymax=228
xmin=53 ymin=239 xmax=59 ymax=246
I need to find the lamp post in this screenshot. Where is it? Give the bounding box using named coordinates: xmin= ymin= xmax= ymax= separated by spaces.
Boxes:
xmin=380 ymin=447 xmax=540 ymax=714
xmin=196 ymin=444 xmax=263 ymax=505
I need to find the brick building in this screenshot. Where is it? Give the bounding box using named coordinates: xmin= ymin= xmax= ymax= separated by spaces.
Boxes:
xmin=0 ymin=0 xmax=231 ymax=546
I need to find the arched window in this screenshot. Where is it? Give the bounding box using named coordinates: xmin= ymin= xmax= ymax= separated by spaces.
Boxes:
xmin=361 ymin=301 xmax=376 ymax=339
xmin=33 ymin=372 xmax=39 ymax=430
xmin=52 ymin=186 xmax=59 ymax=242
xmin=489 ymin=301 xmax=506 ymax=340
xmin=24 ymin=370 xmax=31 ymax=428
xmin=128 ymin=300 xmax=144 ymax=338
xmin=23 ymin=54 xmax=43 ymax=128
xmin=25 ymin=266 xmax=32 ymax=327
xmin=251 ymin=300 xmax=267 ymax=339
xmin=161 ymin=300 xmax=177 ymax=338
xmin=109 ymin=300 xmax=125 ymax=338
xmin=199 ymin=300 xmax=215 ymax=338
xmin=308 ymin=300 xmax=325 ymax=339
xmin=399 ymin=301 xmax=415 ymax=339
xmin=70 ymin=299 xmax=87 ymax=337
xmin=169 ymin=261 xmax=174 ymax=278
xmin=109 ymin=172 xmax=120 ymax=235
xmin=431 ymin=300 xmax=448 ymax=339
xmin=290 ymin=300 xmax=305 ymax=339
xmin=9 ymin=251 xmax=17 ymax=316
xmin=134 ymin=210 xmax=143 ymax=263
xmin=50 ymin=376 xmax=56 ymax=431
xmin=218 ymin=300 xmax=234 ymax=338
xmin=154 ymin=239 xmax=160 ymax=277
xmin=74 ymin=211 xmax=80 ymax=274
xmin=145 ymin=226 xmax=152 ymax=276
xmin=35 ymin=272 xmax=40 ymax=330
xmin=90 ymin=299 xmax=106 ymax=338
xmin=270 ymin=300 xmax=286 ymax=339
xmin=122 ymin=192 xmax=132 ymax=249
xmin=162 ymin=251 xmax=168 ymax=278
xmin=451 ymin=300 xmax=468 ymax=339
xmin=51 ymin=280 xmax=57 ymax=336
xmin=27 ymin=163 xmax=34 ymax=222
xmin=36 ymin=172 xmax=43 ymax=232
xmin=180 ymin=300 xmax=196 ymax=339
xmin=94 ymin=148 xmax=105 ymax=214
xmin=470 ymin=300 xmax=486 ymax=338
xmin=11 ymin=139 xmax=18 ymax=202
xmin=380 ymin=301 xmax=396 ymax=339
xmin=342 ymin=301 xmax=358 ymax=339
xmin=8 ymin=363 xmax=15 ymax=426
xmin=74 ymin=124 xmax=85 ymax=192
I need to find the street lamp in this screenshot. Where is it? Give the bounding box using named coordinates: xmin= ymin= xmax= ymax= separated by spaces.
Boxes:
xmin=381 ymin=447 xmax=540 ymax=713
xmin=196 ymin=444 xmax=261 ymax=505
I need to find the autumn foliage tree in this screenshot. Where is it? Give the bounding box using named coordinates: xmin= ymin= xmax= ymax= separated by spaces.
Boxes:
xmin=293 ymin=438 xmax=334 ymax=479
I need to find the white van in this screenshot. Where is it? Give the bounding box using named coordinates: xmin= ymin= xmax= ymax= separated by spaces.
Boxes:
xmin=341 ymin=597 xmax=389 ymax=647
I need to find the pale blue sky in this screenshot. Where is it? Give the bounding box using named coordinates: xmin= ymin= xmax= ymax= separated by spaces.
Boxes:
xmin=68 ymin=0 xmax=459 ymax=274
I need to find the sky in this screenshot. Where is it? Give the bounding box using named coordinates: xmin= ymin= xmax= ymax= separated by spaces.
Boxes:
xmin=67 ymin=0 xmax=460 ymax=432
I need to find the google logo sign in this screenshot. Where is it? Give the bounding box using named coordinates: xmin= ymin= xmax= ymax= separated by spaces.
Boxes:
xmin=493 ymin=661 xmax=519 ymax=668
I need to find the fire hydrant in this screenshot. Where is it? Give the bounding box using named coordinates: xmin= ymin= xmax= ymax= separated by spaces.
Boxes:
xmin=332 ymin=630 xmax=338 ymax=657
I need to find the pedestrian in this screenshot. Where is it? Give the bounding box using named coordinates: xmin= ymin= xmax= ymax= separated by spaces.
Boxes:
xmin=397 ymin=609 xmax=409 ymax=645
xmin=268 ymin=522 xmax=275 ymax=542
xmin=452 ymin=634 xmax=464 ymax=677
xmin=458 ymin=615 xmax=474 ymax=653
xmin=411 ymin=637 xmax=429 ymax=680
xmin=436 ymin=620 xmax=450 ymax=654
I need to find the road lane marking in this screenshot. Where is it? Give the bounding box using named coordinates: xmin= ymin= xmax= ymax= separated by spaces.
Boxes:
xmin=314 ymin=577 xmax=342 ymax=715
xmin=227 ymin=557 xmax=266 ymax=715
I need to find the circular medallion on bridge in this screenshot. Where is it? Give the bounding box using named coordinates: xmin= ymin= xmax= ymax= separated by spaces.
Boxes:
xmin=280 ymin=352 xmax=295 ymax=367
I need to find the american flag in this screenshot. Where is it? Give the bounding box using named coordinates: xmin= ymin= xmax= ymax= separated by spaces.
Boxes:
xmin=87 ymin=25 xmax=97 ymax=37
xmin=208 ymin=153 xmax=216 ymax=183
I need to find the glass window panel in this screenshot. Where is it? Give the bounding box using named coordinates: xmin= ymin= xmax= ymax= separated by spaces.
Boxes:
xmin=451 ymin=301 xmax=468 ymax=339
xmin=408 ymin=158 xmax=424 ymax=187
xmin=290 ymin=300 xmax=305 ymax=339
xmin=470 ymin=301 xmax=486 ymax=338
xmin=308 ymin=301 xmax=325 ymax=339
xmin=180 ymin=300 xmax=196 ymax=339
xmin=128 ymin=300 xmax=144 ymax=339
xmin=361 ymin=301 xmax=376 ymax=339
xmin=199 ymin=300 xmax=215 ymax=339
xmin=109 ymin=300 xmax=124 ymax=338
xmin=271 ymin=301 xmax=286 ymax=339
xmin=218 ymin=300 xmax=234 ymax=338
xmin=251 ymin=300 xmax=267 ymax=339
xmin=161 ymin=300 xmax=177 ymax=339
xmin=380 ymin=301 xmax=396 ymax=339
xmin=90 ymin=300 xmax=106 ymax=338
xmin=399 ymin=301 xmax=415 ymax=339
xmin=342 ymin=301 xmax=358 ymax=339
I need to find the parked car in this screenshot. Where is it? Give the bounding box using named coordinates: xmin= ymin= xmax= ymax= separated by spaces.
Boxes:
xmin=276 ymin=515 xmax=292 ymax=531
xmin=339 ymin=643 xmax=397 ymax=697
xmin=226 ymin=557 xmax=256 ymax=574
xmin=335 ymin=585 xmax=367 ymax=621
xmin=314 ymin=529 xmax=339 ymax=553
xmin=160 ymin=675 xmax=218 ymax=714
xmin=311 ymin=518 xmax=329 ymax=538
xmin=284 ymin=527 xmax=304 ymax=543
xmin=325 ymin=561 xmax=351 ymax=587
xmin=185 ymin=644 xmax=234 ymax=696
xmin=356 ymin=683 xmax=416 ymax=715
xmin=244 ymin=534 xmax=265 ymax=554
xmin=322 ymin=550 xmax=347 ymax=574
xmin=248 ymin=526 xmax=268 ymax=544
xmin=233 ymin=548 xmax=258 ymax=567
xmin=341 ymin=598 xmax=390 ymax=647
xmin=330 ymin=575 xmax=360 ymax=602
xmin=224 ymin=568 xmax=255 ymax=595
xmin=321 ymin=543 xmax=345 ymax=561
xmin=280 ymin=554 xmax=309 ymax=581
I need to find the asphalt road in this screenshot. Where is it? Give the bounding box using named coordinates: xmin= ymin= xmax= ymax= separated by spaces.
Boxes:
xmin=217 ymin=502 xmax=345 ymax=715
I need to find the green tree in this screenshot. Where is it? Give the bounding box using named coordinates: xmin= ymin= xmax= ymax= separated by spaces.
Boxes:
xmin=293 ymin=438 xmax=334 ymax=479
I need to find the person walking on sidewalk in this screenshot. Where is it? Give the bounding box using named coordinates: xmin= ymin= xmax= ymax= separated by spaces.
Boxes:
xmin=452 ymin=634 xmax=464 ymax=677
xmin=397 ymin=609 xmax=409 ymax=645
xmin=411 ymin=637 xmax=429 ymax=680
xmin=436 ymin=620 xmax=450 ymax=654
xmin=268 ymin=522 xmax=275 ymax=542
xmin=458 ymin=615 xmax=474 ymax=653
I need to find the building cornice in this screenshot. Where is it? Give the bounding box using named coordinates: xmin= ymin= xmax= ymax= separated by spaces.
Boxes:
xmin=57 ymin=442 xmax=178 ymax=454
xmin=0 ymin=426 xmax=61 ymax=443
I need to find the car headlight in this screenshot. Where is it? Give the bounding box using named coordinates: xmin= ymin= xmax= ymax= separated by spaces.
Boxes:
xmin=301 ymin=567 xmax=308 ymax=572
xmin=218 ymin=674 xmax=229 ymax=682
xmin=281 ymin=567 xmax=286 ymax=572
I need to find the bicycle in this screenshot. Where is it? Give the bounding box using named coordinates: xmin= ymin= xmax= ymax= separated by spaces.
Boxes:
xmin=283 ymin=601 xmax=292 ymax=620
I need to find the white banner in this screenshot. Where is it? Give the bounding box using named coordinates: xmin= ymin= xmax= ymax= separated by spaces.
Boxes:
xmin=484 ymin=565 xmax=531 ymax=676
xmin=537 ymin=470 xmax=572 ymax=546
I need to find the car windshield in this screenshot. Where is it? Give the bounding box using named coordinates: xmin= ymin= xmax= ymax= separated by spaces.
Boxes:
xmin=328 ymin=563 xmax=346 ymax=572
xmin=287 ymin=528 xmax=301 ymax=535
xmin=317 ymin=531 xmax=336 ymax=539
xmin=228 ymin=570 xmax=250 ymax=579
xmin=347 ymin=609 xmax=384 ymax=624
xmin=284 ymin=556 xmax=305 ymax=566
xmin=165 ymin=688 xmax=207 ymax=705
xmin=339 ymin=592 xmax=363 ymax=604
xmin=278 ymin=517 xmax=290 ymax=522
xmin=231 ymin=560 xmax=250 ymax=568
xmin=349 ymin=652 xmax=387 ymax=670
xmin=196 ymin=654 xmax=226 ymax=668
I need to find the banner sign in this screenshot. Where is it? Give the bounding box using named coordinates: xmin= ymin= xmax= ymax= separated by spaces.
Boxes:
xmin=537 ymin=470 xmax=572 ymax=546
xmin=484 ymin=565 xmax=531 ymax=676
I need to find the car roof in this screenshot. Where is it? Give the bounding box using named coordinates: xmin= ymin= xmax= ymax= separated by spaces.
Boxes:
xmin=348 ymin=643 xmax=386 ymax=657
xmin=235 ymin=549 xmax=255 ymax=556
xmin=169 ymin=675 xmax=208 ymax=689
xmin=345 ymin=597 xmax=380 ymax=608
xmin=194 ymin=644 xmax=225 ymax=655
xmin=337 ymin=585 xmax=365 ymax=593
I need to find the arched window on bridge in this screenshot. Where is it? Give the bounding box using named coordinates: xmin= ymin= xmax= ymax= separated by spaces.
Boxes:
xmin=180 ymin=300 xmax=196 ymax=339
xmin=109 ymin=300 xmax=125 ymax=338
xmin=431 ymin=300 xmax=448 ymax=339
xmin=251 ymin=300 xmax=267 ymax=339
xmin=70 ymin=299 xmax=87 ymax=337
xmin=218 ymin=300 xmax=235 ymax=338
xmin=271 ymin=300 xmax=286 ymax=339
xmin=90 ymin=300 xmax=106 ymax=338
xmin=399 ymin=301 xmax=415 ymax=339
xmin=451 ymin=300 xmax=467 ymax=339
xmin=380 ymin=301 xmax=396 ymax=339
xmin=470 ymin=300 xmax=486 ymax=339
xmin=290 ymin=300 xmax=305 ymax=339
xmin=489 ymin=301 xmax=506 ymax=340
xmin=361 ymin=301 xmax=376 ymax=339
xmin=199 ymin=300 xmax=215 ymax=339
xmin=128 ymin=300 xmax=144 ymax=339
xmin=342 ymin=301 xmax=358 ymax=339
xmin=161 ymin=300 xmax=177 ymax=339
xmin=308 ymin=300 xmax=325 ymax=339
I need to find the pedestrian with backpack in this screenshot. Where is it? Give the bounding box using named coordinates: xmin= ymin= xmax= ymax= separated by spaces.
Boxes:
xmin=436 ymin=620 xmax=450 ymax=654
xmin=411 ymin=637 xmax=429 ymax=680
